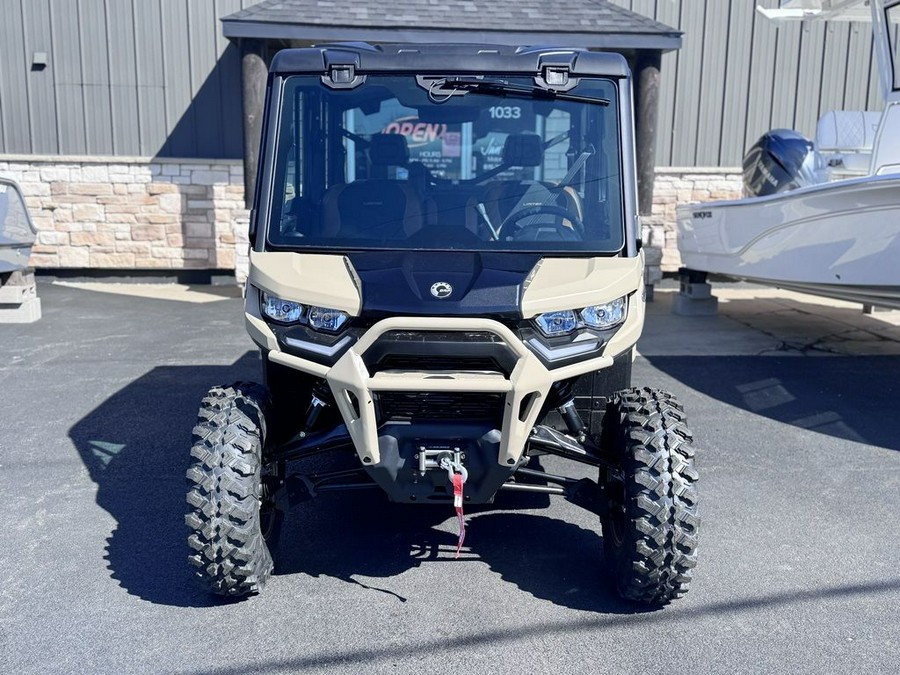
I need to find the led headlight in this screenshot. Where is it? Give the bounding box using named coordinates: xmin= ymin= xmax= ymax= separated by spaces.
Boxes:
xmin=534 ymin=310 xmax=579 ymax=337
xmin=533 ymin=297 xmax=627 ymax=337
xmin=307 ymin=306 xmax=349 ymax=333
xmin=581 ymin=297 xmax=627 ymax=329
xmin=261 ymin=292 xmax=303 ymax=324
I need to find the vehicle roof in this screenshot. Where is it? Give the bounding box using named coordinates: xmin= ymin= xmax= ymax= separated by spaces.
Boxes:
xmin=269 ymin=44 xmax=630 ymax=78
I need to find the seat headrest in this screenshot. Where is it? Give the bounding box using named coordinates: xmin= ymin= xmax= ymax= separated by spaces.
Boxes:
xmin=369 ymin=133 xmax=409 ymax=166
xmin=503 ymin=133 xmax=543 ymax=167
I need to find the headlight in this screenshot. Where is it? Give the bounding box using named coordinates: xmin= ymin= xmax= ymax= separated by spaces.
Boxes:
xmin=534 ymin=310 xmax=579 ymax=336
xmin=581 ymin=297 xmax=627 ymax=329
xmin=262 ymin=292 xmax=303 ymax=324
xmin=533 ymin=296 xmax=627 ymax=336
xmin=307 ymin=306 xmax=349 ymax=333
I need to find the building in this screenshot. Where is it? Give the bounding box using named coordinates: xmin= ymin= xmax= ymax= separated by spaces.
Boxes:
xmin=0 ymin=0 xmax=886 ymax=280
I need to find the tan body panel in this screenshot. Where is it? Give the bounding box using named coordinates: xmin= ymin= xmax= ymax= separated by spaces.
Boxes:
xmin=248 ymin=251 xmax=362 ymax=315
xmin=521 ymin=254 xmax=643 ymax=317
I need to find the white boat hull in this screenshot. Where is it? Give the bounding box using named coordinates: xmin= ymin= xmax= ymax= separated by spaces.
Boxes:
xmin=676 ymin=174 xmax=900 ymax=308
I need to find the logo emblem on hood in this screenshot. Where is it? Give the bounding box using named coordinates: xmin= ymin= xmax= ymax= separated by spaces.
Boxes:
xmin=430 ymin=281 xmax=453 ymax=299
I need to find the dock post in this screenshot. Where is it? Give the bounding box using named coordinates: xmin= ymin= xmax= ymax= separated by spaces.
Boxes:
xmin=0 ymin=269 xmax=42 ymax=323
xmin=672 ymin=268 xmax=719 ymax=316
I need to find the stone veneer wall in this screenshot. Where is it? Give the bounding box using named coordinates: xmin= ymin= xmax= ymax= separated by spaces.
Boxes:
xmin=1 ymin=156 xmax=741 ymax=281
xmin=0 ymin=155 xmax=247 ymax=277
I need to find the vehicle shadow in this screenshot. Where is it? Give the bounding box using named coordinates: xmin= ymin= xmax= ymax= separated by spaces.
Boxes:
xmin=274 ymin=488 xmax=640 ymax=614
xmin=643 ymin=354 xmax=900 ymax=452
xmin=68 ymin=351 xmax=264 ymax=608
xmin=466 ymin=512 xmax=646 ymax=614
xmin=69 ymin=354 xmax=629 ymax=611
xmin=273 ymin=491 xmax=459 ymax=599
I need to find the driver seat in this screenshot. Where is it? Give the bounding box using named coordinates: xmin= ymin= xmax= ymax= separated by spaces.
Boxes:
xmin=465 ymin=133 xmax=582 ymax=238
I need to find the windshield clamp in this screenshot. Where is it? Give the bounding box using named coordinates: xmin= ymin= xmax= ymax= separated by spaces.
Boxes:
xmin=322 ymin=64 xmax=366 ymax=90
xmin=543 ymin=67 xmax=569 ymax=87
xmin=535 ymin=59 xmax=578 ymax=93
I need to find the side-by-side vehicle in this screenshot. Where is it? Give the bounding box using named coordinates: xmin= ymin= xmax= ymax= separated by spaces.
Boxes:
xmin=186 ymin=44 xmax=699 ymax=605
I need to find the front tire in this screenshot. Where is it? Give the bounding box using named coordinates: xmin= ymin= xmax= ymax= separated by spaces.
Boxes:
xmin=185 ymin=383 xmax=281 ymax=596
xmin=600 ymin=388 xmax=700 ymax=605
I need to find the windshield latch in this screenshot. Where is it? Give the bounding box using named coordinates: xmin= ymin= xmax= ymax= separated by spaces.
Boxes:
xmin=331 ymin=65 xmax=354 ymax=83
xmin=543 ymin=67 xmax=569 ymax=87
xmin=535 ymin=64 xmax=577 ymax=92
xmin=322 ymin=64 xmax=366 ymax=89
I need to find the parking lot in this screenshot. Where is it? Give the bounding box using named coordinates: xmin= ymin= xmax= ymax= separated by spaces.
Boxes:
xmin=1 ymin=281 xmax=899 ymax=674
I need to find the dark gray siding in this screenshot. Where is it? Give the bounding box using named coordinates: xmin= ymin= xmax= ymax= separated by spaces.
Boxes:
xmin=0 ymin=0 xmax=888 ymax=165
xmin=0 ymin=0 xmax=256 ymax=158
xmin=609 ymin=0 xmax=886 ymax=166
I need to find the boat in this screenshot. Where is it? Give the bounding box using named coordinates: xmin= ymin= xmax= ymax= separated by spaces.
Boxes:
xmin=676 ymin=0 xmax=900 ymax=309
xmin=0 ymin=178 xmax=37 ymax=275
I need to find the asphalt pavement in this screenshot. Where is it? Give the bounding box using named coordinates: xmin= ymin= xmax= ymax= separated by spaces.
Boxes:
xmin=1 ymin=281 xmax=898 ymax=674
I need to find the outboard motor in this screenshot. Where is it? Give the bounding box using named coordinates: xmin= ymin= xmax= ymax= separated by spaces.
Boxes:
xmin=742 ymin=129 xmax=817 ymax=197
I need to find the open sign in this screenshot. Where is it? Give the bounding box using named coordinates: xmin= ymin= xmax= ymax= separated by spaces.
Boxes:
xmin=383 ymin=116 xmax=448 ymax=147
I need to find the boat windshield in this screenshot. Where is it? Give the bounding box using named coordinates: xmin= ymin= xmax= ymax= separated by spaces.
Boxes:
xmin=0 ymin=180 xmax=35 ymax=246
xmin=265 ymin=75 xmax=624 ymax=254
xmin=887 ymin=1 xmax=900 ymax=90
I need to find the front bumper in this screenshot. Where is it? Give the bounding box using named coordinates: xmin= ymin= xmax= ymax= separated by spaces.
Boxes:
xmin=247 ymin=307 xmax=644 ymax=468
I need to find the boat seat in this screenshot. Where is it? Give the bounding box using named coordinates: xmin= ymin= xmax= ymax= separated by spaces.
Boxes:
xmin=814 ymin=110 xmax=881 ymax=180
xmin=816 ymin=111 xmax=880 ymax=152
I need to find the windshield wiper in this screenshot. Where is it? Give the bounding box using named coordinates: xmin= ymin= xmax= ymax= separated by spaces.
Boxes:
xmin=433 ymin=77 xmax=609 ymax=106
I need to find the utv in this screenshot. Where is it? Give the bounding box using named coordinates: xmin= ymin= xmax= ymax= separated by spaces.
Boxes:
xmin=186 ymin=44 xmax=699 ymax=605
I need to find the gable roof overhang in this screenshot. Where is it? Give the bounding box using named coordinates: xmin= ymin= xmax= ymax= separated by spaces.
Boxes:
xmin=222 ymin=0 xmax=682 ymax=52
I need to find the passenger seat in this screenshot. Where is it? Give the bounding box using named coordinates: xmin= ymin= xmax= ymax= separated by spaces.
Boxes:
xmin=321 ymin=134 xmax=425 ymax=239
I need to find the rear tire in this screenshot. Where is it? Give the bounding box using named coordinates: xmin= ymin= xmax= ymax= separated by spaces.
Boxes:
xmin=185 ymin=383 xmax=282 ymax=596
xmin=600 ymin=387 xmax=699 ymax=605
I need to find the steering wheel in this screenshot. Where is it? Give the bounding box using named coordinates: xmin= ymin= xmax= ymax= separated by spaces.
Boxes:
xmin=498 ymin=204 xmax=585 ymax=240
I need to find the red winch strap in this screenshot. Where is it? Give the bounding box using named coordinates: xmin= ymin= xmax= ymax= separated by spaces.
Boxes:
xmin=452 ymin=472 xmax=465 ymax=559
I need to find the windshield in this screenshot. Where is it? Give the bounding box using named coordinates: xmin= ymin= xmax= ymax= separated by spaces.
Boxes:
xmin=266 ymin=75 xmax=624 ymax=254
xmin=888 ymin=1 xmax=900 ymax=90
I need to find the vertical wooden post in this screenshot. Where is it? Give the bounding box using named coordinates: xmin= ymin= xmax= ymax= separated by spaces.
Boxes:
xmin=634 ymin=49 xmax=662 ymax=217
xmin=241 ymin=39 xmax=267 ymax=210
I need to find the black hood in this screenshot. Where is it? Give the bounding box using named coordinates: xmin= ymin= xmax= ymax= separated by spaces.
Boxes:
xmin=346 ymin=251 xmax=541 ymax=319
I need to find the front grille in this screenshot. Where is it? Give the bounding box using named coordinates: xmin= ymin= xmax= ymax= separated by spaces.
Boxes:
xmin=376 ymin=391 xmax=503 ymax=423
xmin=380 ymin=331 xmax=505 ymax=343
xmin=364 ymin=330 xmax=518 ymax=375
xmin=375 ymin=355 xmax=502 ymax=372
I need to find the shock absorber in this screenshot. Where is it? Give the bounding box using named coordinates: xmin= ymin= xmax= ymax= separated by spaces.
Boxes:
xmin=558 ymin=399 xmax=587 ymax=444
xmin=298 ymin=381 xmax=332 ymax=438
xmin=549 ymin=379 xmax=587 ymax=443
